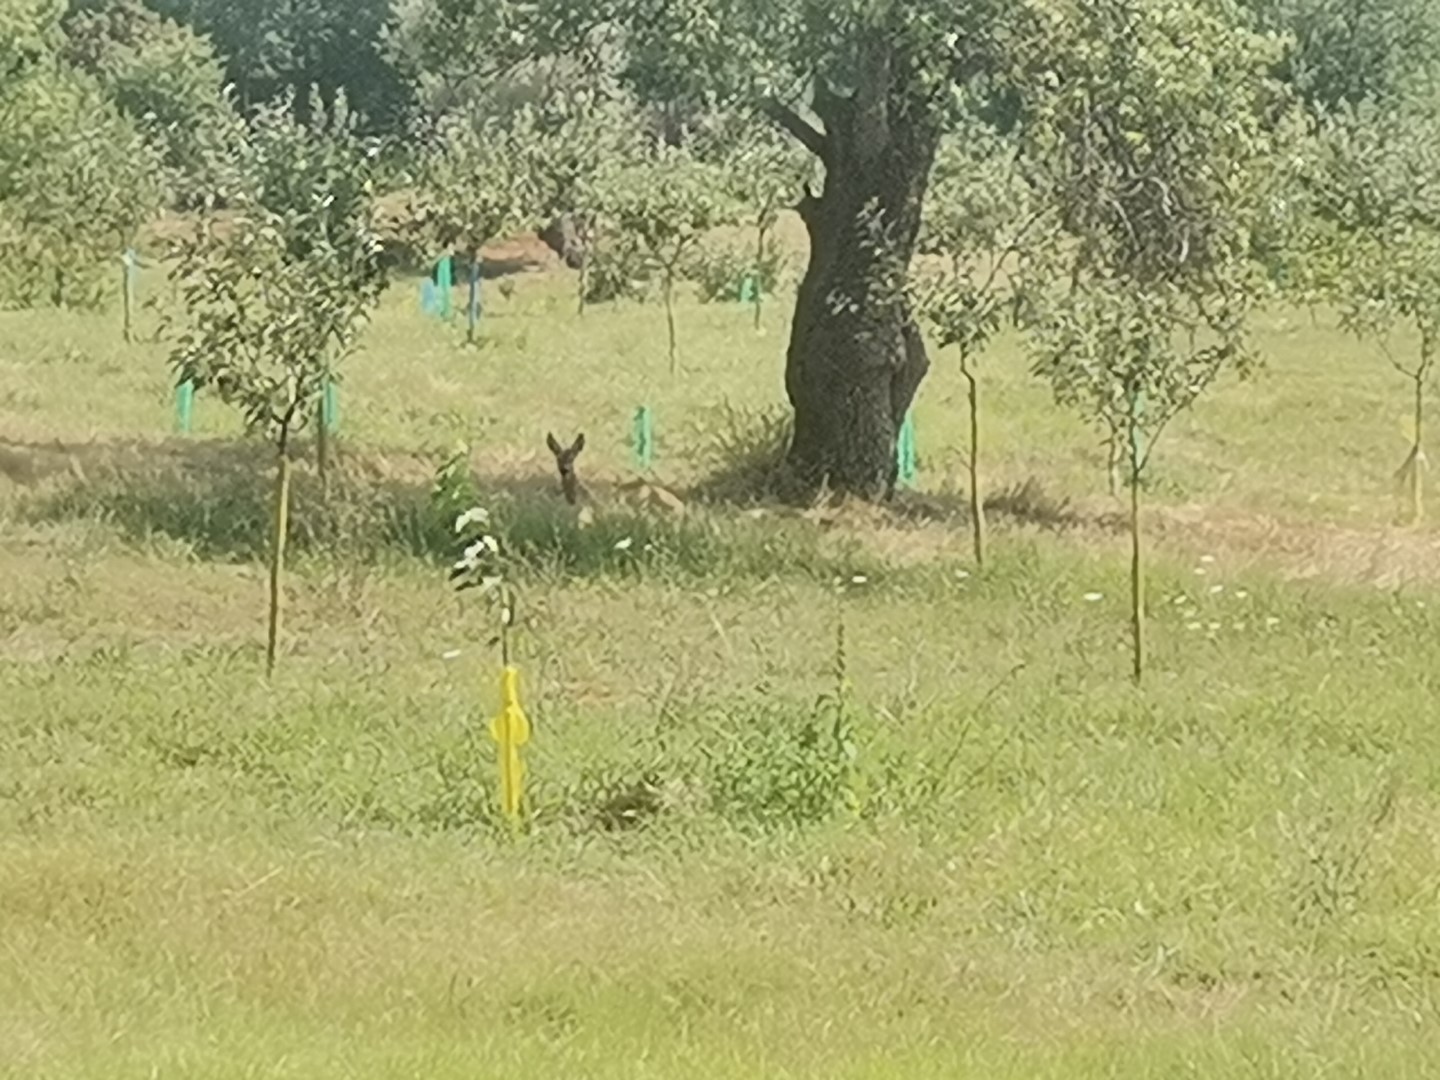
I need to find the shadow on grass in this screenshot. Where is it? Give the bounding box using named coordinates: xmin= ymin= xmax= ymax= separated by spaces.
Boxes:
xmin=676 ymin=400 xmax=1118 ymax=536
xmin=13 ymin=436 xmax=888 ymax=585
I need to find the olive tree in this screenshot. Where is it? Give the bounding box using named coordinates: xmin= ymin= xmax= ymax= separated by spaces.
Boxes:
xmin=607 ymin=144 xmax=740 ymax=374
xmin=0 ymin=0 xmax=161 ymax=308
xmin=59 ymin=0 xmax=245 ymax=207
xmin=1244 ymin=0 xmax=1440 ymax=111
xmin=523 ymin=92 xmax=638 ymax=316
xmin=915 ymin=125 xmax=1048 ymax=567
xmin=410 ymin=109 xmax=540 ymax=343
xmin=409 ymin=0 xmax=1333 ymax=501
xmin=407 ymin=0 xmax=1029 ymax=498
xmin=167 ymin=104 xmax=386 ymax=674
xmin=707 ymin=122 xmax=814 ymax=329
xmin=233 ymin=96 xmax=385 ymax=486
xmin=1021 ymin=0 xmax=1293 ymax=681
xmin=1307 ymin=103 xmax=1440 ymax=523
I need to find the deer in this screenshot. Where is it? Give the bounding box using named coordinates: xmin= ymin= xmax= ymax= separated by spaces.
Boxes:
xmin=545 ymin=431 xmax=685 ymax=525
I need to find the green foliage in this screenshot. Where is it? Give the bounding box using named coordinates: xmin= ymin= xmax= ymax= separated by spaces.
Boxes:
xmin=1022 ymin=0 xmax=1290 ymax=456
xmin=1307 ymin=104 xmax=1440 ymax=331
xmin=135 ymin=0 xmax=414 ymax=134
xmin=429 ymin=441 xmax=482 ymax=527
xmin=705 ymin=696 xmax=856 ymax=828
xmin=1246 ymin=0 xmax=1440 ymax=110
xmin=0 ymin=23 xmax=161 ymax=309
xmin=582 ymin=232 xmax=654 ymax=305
xmin=238 ymin=92 xmax=385 ymax=271
xmin=1 ymin=0 xmax=63 ymax=76
xmin=916 ymin=126 xmax=1041 ymax=359
xmin=167 ymin=103 xmax=386 ymax=442
xmin=522 ymin=91 xmax=636 ymax=225
xmin=604 ymin=143 xmax=741 ymax=365
xmin=608 ymin=146 xmax=741 ymax=270
xmin=914 ymin=123 xmax=1045 ymax=564
xmin=408 ymin=0 xmax=982 ymax=118
xmin=410 ymin=109 xmax=541 ymax=260
xmin=59 ymin=0 xmax=243 ymax=206
xmin=703 ymin=121 xmax=811 ymax=311
xmin=1017 ymin=0 xmax=1296 ymax=677
xmin=1303 ymin=102 xmax=1440 ymax=518
xmin=518 ymin=91 xmax=645 ymax=304
xmin=686 ymin=242 xmax=786 ymax=304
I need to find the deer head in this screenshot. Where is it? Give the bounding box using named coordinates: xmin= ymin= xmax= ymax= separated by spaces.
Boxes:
xmin=546 ymin=432 xmax=586 ymax=505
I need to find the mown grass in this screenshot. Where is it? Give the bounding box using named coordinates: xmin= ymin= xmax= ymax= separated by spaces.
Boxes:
xmin=3 ymin=237 xmax=1440 ymax=1077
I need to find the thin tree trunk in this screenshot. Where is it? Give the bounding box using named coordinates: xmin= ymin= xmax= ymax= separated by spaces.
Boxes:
xmin=961 ymin=354 xmax=985 ymax=568
xmin=1410 ymin=370 xmax=1425 ymax=525
xmin=753 ymin=220 xmax=768 ymax=331
xmin=267 ymin=426 xmax=293 ymax=677
xmin=575 ymin=217 xmax=593 ymax=317
xmin=316 ymin=396 xmax=330 ymax=500
xmin=1129 ymin=451 xmax=1145 ymax=684
xmin=467 ymin=255 xmax=481 ymax=345
xmin=664 ymin=270 xmax=678 ymax=376
xmin=121 ymin=254 xmax=134 ymax=344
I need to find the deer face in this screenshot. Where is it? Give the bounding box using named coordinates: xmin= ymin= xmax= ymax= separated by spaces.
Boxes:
xmin=546 ymin=432 xmax=586 ymax=504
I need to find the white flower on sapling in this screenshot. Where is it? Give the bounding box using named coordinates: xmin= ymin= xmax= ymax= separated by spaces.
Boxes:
xmin=456 ymin=534 xmax=501 ymax=570
xmin=454 ymin=507 xmax=490 ymax=533
xmin=614 ymin=537 xmax=634 ymax=551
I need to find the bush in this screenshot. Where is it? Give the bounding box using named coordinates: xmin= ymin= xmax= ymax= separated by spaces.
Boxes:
xmin=703 ymin=695 xmax=857 ymax=829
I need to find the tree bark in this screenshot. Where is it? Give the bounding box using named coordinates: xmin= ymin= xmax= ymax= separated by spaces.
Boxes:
xmin=775 ymin=47 xmax=942 ymax=500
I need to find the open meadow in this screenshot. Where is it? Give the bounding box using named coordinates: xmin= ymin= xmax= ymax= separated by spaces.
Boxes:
xmin=4 ymin=236 xmax=1440 ymax=1078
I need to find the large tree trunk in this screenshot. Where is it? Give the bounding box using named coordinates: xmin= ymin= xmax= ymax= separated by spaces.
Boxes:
xmin=775 ymin=46 xmax=941 ymax=500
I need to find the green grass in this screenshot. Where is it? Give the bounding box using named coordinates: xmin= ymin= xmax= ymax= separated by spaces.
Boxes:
xmin=4 ymin=241 xmax=1440 ymax=1077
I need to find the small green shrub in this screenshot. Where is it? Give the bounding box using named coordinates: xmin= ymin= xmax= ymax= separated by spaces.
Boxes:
xmin=704 ymin=695 xmax=858 ymax=829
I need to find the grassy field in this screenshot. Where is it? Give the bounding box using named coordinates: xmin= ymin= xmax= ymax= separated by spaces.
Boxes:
xmin=4 ymin=236 xmax=1440 ymax=1078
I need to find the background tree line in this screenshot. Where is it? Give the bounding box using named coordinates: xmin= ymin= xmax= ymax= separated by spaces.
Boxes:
xmin=7 ymin=0 xmax=1440 ymax=517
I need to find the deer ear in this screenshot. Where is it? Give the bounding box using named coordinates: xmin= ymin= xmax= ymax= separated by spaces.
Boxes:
xmin=546 ymin=433 xmax=563 ymax=457
xmin=571 ymin=433 xmax=586 ymax=455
